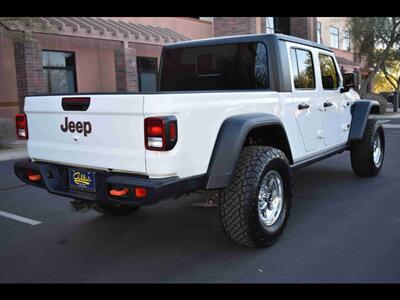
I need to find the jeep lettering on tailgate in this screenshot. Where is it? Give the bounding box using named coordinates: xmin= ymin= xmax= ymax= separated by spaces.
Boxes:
xmin=60 ymin=117 xmax=92 ymax=136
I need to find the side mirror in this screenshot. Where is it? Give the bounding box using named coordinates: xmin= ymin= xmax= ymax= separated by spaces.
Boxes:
xmin=341 ymin=72 xmax=356 ymax=93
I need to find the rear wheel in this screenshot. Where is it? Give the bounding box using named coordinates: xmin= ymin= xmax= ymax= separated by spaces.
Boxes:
xmin=93 ymin=204 xmax=140 ymax=217
xmin=350 ymin=119 xmax=385 ymax=177
xmin=219 ymin=146 xmax=293 ymax=248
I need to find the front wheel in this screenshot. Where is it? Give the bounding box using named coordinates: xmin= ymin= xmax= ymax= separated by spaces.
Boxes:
xmin=219 ymin=146 xmax=293 ymax=248
xmin=350 ymin=119 xmax=385 ymax=177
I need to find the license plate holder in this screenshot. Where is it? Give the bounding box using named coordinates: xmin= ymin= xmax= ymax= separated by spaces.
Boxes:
xmin=68 ymin=168 xmax=96 ymax=192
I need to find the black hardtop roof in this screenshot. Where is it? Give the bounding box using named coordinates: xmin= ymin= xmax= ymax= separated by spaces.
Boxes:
xmin=163 ymin=33 xmax=332 ymax=52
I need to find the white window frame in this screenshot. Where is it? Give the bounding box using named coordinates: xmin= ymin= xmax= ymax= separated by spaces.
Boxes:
xmin=329 ymin=26 xmax=339 ymax=49
xmin=342 ymin=30 xmax=351 ymax=51
xmin=317 ymin=22 xmax=322 ymax=44
xmin=266 ymin=17 xmax=274 ymax=34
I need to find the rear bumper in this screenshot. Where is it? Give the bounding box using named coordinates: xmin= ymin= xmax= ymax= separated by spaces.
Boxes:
xmin=14 ymin=159 xmax=205 ymax=206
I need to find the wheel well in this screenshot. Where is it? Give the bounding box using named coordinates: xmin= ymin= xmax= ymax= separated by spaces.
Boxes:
xmin=370 ymin=104 xmax=380 ymax=114
xmin=244 ymin=125 xmax=293 ymax=164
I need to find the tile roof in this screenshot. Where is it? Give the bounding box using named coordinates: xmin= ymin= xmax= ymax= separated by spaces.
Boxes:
xmin=336 ymin=55 xmax=359 ymax=67
xmin=3 ymin=17 xmax=190 ymax=45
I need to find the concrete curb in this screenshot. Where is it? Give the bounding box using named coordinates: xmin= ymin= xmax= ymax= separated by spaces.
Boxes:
xmin=0 ymin=144 xmax=28 ymax=162
xmin=370 ymin=113 xmax=400 ymax=119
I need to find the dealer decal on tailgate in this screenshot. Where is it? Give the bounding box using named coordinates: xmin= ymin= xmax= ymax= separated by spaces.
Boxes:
xmin=68 ymin=169 xmax=96 ymax=192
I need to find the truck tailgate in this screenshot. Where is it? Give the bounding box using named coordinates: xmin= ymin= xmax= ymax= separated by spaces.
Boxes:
xmin=25 ymin=94 xmax=146 ymax=174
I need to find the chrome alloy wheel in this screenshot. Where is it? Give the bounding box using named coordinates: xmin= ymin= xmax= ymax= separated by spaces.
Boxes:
xmin=258 ymin=170 xmax=284 ymax=227
xmin=373 ymin=132 xmax=383 ymax=167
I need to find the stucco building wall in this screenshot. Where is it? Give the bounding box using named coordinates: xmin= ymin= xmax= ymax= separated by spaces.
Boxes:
xmin=0 ymin=17 xmax=212 ymax=121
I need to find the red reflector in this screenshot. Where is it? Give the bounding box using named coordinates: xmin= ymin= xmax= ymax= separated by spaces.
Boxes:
xmin=28 ymin=174 xmax=42 ymax=182
xmin=169 ymin=123 xmax=176 ymax=141
xmin=109 ymin=188 xmax=129 ymax=197
xmin=25 ymin=170 xmax=41 ymax=182
xmin=16 ymin=114 xmax=28 ymax=140
xmin=135 ymin=187 xmax=147 ymax=198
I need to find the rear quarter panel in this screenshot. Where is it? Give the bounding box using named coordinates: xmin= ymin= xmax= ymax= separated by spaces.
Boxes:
xmin=143 ymin=91 xmax=304 ymax=179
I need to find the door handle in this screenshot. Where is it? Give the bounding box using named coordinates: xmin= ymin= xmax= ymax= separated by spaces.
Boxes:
xmin=323 ymin=101 xmax=333 ymax=108
xmin=298 ymin=103 xmax=310 ymax=110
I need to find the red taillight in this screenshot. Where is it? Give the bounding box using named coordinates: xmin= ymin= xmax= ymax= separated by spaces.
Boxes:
xmin=16 ymin=114 xmax=28 ymax=140
xmin=144 ymin=116 xmax=177 ymax=151
xmin=146 ymin=119 xmax=164 ymax=137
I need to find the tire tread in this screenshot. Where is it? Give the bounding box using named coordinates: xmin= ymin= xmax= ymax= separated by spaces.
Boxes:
xmin=219 ymin=146 xmax=293 ymax=248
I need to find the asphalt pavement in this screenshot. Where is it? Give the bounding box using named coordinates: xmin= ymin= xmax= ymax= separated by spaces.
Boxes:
xmin=0 ymin=125 xmax=399 ymax=283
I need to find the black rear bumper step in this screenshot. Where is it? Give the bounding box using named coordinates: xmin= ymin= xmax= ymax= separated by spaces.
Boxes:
xmin=14 ymin=159 xmax=205 ymax=206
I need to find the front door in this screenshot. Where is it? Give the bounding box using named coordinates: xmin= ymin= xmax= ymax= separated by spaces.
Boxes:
xmin=317 ymin=53 xmax=349 ymax=147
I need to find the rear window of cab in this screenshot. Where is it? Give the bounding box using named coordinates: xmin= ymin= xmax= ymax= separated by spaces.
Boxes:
xmin=160 ymin=42 xmax=269 ymax=91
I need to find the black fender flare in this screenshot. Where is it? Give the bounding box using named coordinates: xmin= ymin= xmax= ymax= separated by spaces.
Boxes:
xmin=205 ymin=113 xmax=292 ymax=189
xmin=348 ymin=99 xmax=380 ymax=142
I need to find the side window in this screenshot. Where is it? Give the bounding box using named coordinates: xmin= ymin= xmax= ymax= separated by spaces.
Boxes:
xmin=319 ymin=54 xmax=339 ymax=89
xmin=290 ymin=48 xmax=315 ymax=89
xmin=290 ymin=49 xmax=299 ymax=88
xmin=254 ymin=43 xmax=269 ymax=89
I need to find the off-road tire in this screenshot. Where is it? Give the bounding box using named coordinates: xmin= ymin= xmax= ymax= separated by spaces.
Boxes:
xmin=219 ymin=146 xmax=293 ymax=248
xmin=93 ymin=204 xmax=140 ymax=217
xmin=350 ymin=119 xmax=385 ymax=177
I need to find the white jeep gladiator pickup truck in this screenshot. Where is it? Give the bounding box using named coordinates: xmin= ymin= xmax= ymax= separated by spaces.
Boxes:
xmin=14 ymin=34 xmax=384 ymax=248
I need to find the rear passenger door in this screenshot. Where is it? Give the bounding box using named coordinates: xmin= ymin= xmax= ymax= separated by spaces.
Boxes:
xmin=289 ymin=45 xmax=323 ymax=153
xmin=317 ymin=52 xmax=349 ymax=147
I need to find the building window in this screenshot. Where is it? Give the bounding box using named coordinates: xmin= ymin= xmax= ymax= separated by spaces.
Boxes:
xmin=42 ymin=51 xmax=77 ymax=94
xmin=329 ymin=26 xmax=339 ymax=49
xmin=317 ymin=22 xmax=322 ymax=44
xmin=137 ymin=57 xmax=158 ymax=92
xmin=290 ymin=48 xmax=315 ymax=89
xmin=266 ymin=17 xmax=274 ymax=34
xmin=319 ymin=54 xmax=339 ymax=89
xmin=342 ymin=30 xmax=351 ymax=51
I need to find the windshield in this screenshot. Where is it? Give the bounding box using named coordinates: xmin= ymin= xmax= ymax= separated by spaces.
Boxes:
xmin=159 ymin=42 xmax=269 ymax=91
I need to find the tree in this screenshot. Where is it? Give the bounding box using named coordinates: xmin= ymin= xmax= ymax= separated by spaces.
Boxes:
xmin=347 ymin=17 xmax=400 ymax=97
xmin=381 ymin=49 xmax=400 ymax=110
xmin=374 ymin=57 xmax=400 ymax=92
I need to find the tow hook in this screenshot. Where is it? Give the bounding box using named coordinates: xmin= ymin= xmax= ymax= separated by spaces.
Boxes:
xmin=70 ymin=199 xmax=93 ymax=212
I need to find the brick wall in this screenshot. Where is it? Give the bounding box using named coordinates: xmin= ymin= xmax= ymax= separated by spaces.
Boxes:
xmin=213 ymin=17 xmax=258 ymax=37
xmin=213 ymin=17 xmax=318 ymax=40
xmin=14 ymin=38 xmax=46 ymax=112
xmin=114 ymin=45 xmax=138 ymax=92
xmin=260 ymin=18 xmax=266 ymax=33
xmin=333 ymin=48 xmax=360 ymax=72
xmin=290 ymin=17 xmax=317 ymax=41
